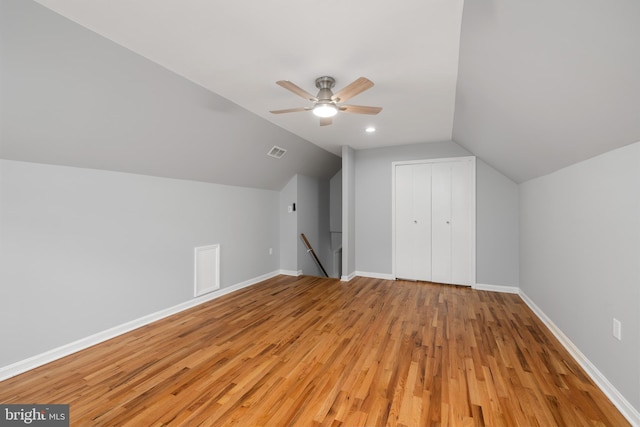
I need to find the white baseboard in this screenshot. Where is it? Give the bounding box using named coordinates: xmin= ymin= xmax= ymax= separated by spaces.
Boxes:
xmin=341 ymin=271 xmax=357 ymax=282
xmin=279 ymin=269 xmax=302 ymax=276
xmin=473 ymin=283 xmax=519 ymax=294
xmin=355 ymin=271 xmax=396 ymax=281
xmin=519 ymin=291 xmax=640 ymax=427
xmin=0 ymin=270 xmax=281 ymax=382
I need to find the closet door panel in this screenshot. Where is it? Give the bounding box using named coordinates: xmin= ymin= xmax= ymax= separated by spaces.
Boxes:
xmin=431 ymin=162 xmax=452 ymax=284
xmin=394 ymin=165 xmax=414 ymax=279
xmin=413 ymin=164 xmax=432 ymax=281
xmin=394 ymin=164 xmax=431 ymax=281
xmin=451 ymin=160 xmax=474 ymax=285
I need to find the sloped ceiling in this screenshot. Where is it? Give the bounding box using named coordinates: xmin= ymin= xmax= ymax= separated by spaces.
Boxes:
xmin=29 ymin=0 xmax=464 ymax=158
xmin=0 ymin=0 xmax=342 ymax=190
xmin=5 ymin=0 xmax=640 ymax=185
xmin=454 ymin=0 xmax=640 ymax=182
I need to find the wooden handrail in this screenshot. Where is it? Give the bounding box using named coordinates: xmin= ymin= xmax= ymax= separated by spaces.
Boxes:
xmin=300 ymin=233 xmax=329 ymax=277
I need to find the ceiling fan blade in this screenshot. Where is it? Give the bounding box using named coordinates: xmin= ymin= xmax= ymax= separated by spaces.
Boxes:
xmin=320 ymin=117 xmax=332 ymax=126
xmin=339 ymin=105 xmax=382 ymax=115
xmin=332 ymin=77 xmax=374 ymax=102
xmin=270 ymin=107 xmax=310 ymax=114
xmin=276 ymin=81 xmax=318 ymax=101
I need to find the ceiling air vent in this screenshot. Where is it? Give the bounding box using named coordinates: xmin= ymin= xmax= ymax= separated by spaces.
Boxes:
xmin=267 ymin=146 xmax=287 ymax=159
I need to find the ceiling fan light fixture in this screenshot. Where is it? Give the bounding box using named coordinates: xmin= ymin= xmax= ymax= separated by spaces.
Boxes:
xmin=312 ymin=103 xmax=338 ymax=118
xmin=271 ymin=76 xmax=380 ymax=126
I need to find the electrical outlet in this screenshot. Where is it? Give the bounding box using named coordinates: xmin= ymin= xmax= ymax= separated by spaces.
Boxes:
xmin=287 ymin=206 xmax=293 ymax=213
xmin=613 ymin=318 xmax=622 ymax=340
xmin=269 ymin=248 xmax=273 ymax=255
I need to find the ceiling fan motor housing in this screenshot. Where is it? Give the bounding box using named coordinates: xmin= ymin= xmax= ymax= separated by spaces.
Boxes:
xmin=315 ymin=76 xmax=336 ymax=100
xmin=315 ymin=76 xmax=336 ymax=89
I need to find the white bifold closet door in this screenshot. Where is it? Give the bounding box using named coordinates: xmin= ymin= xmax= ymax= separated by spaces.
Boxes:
xmin=395 ymin=163 xmax=432 ymax=281
xmin=394 ymin=157 xmax=475 ymax=286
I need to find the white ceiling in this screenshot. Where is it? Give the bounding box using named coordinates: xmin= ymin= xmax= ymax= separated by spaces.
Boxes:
xmin=28 ymin=0 xmax=640 ymax=183
xmin=32 ymin=0 xmax=464 ymax=157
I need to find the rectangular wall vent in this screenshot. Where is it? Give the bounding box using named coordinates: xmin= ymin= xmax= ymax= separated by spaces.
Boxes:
xmin=267 ymin=146 xmax=287 ymax=159
xmin=194 ymin=244 xmax=220 ymax=297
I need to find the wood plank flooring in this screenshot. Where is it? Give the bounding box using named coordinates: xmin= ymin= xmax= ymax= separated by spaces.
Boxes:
xmin=0 ymin=275 xmax=630 ymax=426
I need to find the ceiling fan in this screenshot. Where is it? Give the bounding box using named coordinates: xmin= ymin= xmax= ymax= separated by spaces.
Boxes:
xmin=270 ymin=76 xmax=382 ymax=126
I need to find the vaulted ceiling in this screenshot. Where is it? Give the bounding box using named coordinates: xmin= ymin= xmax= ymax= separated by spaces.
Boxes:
xmin=454 ymin=0 xmax=640 ymax=182
xmin=6 ymin=0 xmax=640 ymax=185
xmin=30 ymin=0 xmax=464 ymax=158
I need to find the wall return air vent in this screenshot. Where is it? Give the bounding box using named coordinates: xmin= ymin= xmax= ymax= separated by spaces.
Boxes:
xmin=267 ymin=146 xmax=287 ymax=159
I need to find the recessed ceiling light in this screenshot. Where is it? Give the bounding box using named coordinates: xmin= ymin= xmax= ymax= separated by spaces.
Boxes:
xmin=365 ymin=127 xmax=376 ymax=133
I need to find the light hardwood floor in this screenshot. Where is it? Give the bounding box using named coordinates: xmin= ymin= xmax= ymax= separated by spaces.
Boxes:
xmin=0 ymin=275 xmax=630 ymax=426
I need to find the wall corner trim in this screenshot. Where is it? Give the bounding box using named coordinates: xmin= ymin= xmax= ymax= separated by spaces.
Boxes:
xmin=519 ymin=291 xmax=640 ymax=426
xmin=0 ymin=270 xmax=283 ymax=382
xmin=279 ymin=269 xmax=303 ymax=277
xmin=341 ymin=271 xmax=357 ymax=282
xmin=473 ymin=283 xmax=519 ymax=294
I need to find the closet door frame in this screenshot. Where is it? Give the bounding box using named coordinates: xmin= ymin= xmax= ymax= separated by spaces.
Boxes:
xmin=391 ymin=156 xmax=476 ymax=286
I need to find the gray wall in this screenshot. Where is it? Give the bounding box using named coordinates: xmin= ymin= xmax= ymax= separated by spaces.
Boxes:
xmin=279 ymin=176 xmax=298 ymax=273
xmin=317 ymin=179 xmax=332 ymax=277
xmin=353 ymin=141 xmax=519 ymax=286
xmin=0 ymin=159 xmax=279 ymax=367
xmin=476 ymin=159 xmax=519 ymax=286
xmin=296 ymin=175 xmax=322 ymax=276
xmin=278 ymin=174 xmax=332 ymax=277
xmin=519 ymin=142 xmax=640 ymax=409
